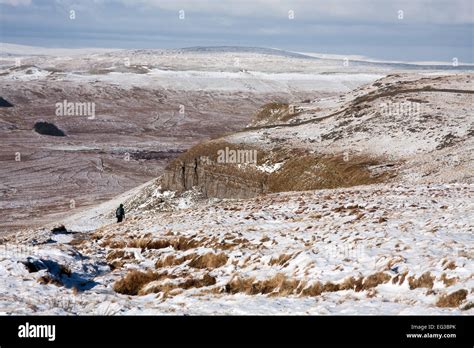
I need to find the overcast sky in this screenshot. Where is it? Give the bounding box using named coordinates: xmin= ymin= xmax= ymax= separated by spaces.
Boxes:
xmin=0 ymin=0 xmax=473 ymax=62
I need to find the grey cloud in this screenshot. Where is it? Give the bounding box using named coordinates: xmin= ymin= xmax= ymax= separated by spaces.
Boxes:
xmin=0 ymin=0 xmax=472 ymax=62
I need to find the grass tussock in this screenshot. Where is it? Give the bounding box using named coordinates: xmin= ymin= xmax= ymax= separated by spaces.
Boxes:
xmin=103 ymin=236 xmax=199 ymax=251
xmin=225 ymin=274 xmax=303 ymax=296
xmin=339 ymin=276 xmax=363 ymax=291
xmin=127 ymin=238 xmax=172 ymax=250
xmin=155 ymin=252 xmax=228 ymax=269
xmin=139 ymin=273 xmax=216 ymax=296
xmin=440 ymin=273 xmax=457 ymax=287
xmin=224 ymin=277 xmax=256 ymax=294
xmin=269 ymin=254 xmax=293 ymax=266
xmin=300 ymin=282 xmax=323 ymax=296
xmin=106 ymin=250 xmax=136 ymax=269
xmin=461 ymin=302 xmax=474 ymax=311
xmin=188 ymin=252 xmax=229 ymax=269
xmin=408 ymin=272 xmax=435 ymax=290
xmin=180 ymin=274 xmax=216 ymax=289
xmin=155 ymin=253 xmax=196 ymax=268
xmin=442 ymin=260 xmax=457 ymax=270
xmin=225 ymin=272 xmax=394 ymax=297
xmin=436 ymin=289 xmax=468 ymax=308
xmin=102 ymin=239 xmax=127 ymax=249
xmin=113 ymin=270 xmax=168 ymax=295
xmin=115 ymin=268 xmax=217 ymax=297
xmin=361 ymin=272 xmax=391 ymax=290
xmin=106 ymin=249 xmax=135 ymax=262
xmin=392 ymin=271 xmax=408 ymax=285
xmin=256 ymin=274 xmax=302 ymax=296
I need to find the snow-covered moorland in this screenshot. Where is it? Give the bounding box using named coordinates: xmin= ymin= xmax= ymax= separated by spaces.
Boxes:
xmin=0 ymin=45 xmax=472 ymax=315
xmin=0 ymin=183 xmax=472 ymax=315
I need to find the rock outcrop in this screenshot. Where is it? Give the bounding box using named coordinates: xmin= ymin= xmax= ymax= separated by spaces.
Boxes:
xmin=160 ymin=141 xmax=392 ymax=199
xmin=161 ymin=158 xmax=266 ymax=199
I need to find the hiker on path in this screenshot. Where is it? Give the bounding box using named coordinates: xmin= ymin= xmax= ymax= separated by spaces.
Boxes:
xmin=116 ymin=204 xmax=125 ymax=223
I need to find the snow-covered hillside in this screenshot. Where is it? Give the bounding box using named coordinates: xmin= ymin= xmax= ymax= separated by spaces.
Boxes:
xmin=0 ymin=45 xmax=472 ymax=315
xmin=0 ymin=183 xmax=472 ymax=314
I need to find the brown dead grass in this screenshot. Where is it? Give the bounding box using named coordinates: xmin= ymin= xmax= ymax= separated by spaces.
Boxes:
xmin=392 ymin=271 xmax=408 ymax=285
xmin=130 ymin=237 xmax=199 ymax=251
xmin=436 ymin=289 xmax=468 ymax=308
xmin=103 ymin=236 xmax=199 ymax=251
xmin=386 ymin=256 xmax=405 ymax=270
xmin=250 ymin=102 xmax=300 ymax=126
xmin=225 ymin=271 xmax=393 ymax=297
xmin=443 ymin=260 xmax=457 ymax=270
xmin=399 ymin=271 xmax=408 ymax=285
xmin=366 ymin=288 xmax=378 ymax=298
xmin=180 ymin=274 xmax=217 ymax=289
xmin=127 ymin=238 xmax=170 ymax=250
xmin=440 ymin=273 xmax=458 ymax=287
xmin=106 ymin=249 xmax=137 ymax=269
xmin=256 ymin=274 xmax=302 ymax=296
xmin=155 ymin=253 xmax=195 ymax=268
xmin=225 ymin=273 xmax=303 ymax=296
xmin=113 ymin=270 xmax=169 ymax=295
xmin=461 ymin=302 xmax=474 ymax=311
xmin=300 ymin=282 xmax=323 ymax=296
xmin=322 ymin=282 xmax=340 ymax=292
xmin=102 ymin=239 xmax=127 ymax=249
xmin=106 ymin=249 xmax=135 ymax=262
xmin=188 ymin=252 xmax=229 ymax=269
xmin=339 ymin=276 xmax=363 ymax=291
xmin=155 ymin=252 xmax=228 ymax=269
xmin=139 ymin=281 xmax=179 ymax=297
xmin=269 ymin=254 xmax=293 ymax=266
xmin=171 ymin=237 xmax=200 ymax=251
xmin=268 ymin=152 xmax=389 ymax=192
xmin=408 ymin=272 xmax=435 ymax=290
xmin=362 ymin=272 xmax=391 ymax=290
xmin=224 ymin=276 xmax=256 ymax=294
xmin=139 ymin=273 xmax=216 ymax=296
xmin=37 ymin=275 xmax=63 ymax=287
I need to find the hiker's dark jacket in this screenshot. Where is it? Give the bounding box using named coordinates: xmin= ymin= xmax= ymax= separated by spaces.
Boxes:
xmin=116 ymin=206 xmax=125 ymax=218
